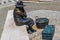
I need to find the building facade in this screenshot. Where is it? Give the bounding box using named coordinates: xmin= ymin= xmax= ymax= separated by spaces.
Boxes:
xmin=0 ymin=0 xmax=54 ymax=2
xmin=0 ymin=0 xmax=60 ymax=4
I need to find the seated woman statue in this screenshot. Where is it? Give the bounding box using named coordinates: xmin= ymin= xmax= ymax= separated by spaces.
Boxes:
xmin=13 ymin=1 xmax=36 ymax=34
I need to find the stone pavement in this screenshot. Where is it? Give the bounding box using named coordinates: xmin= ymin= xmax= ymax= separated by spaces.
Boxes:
xmin=27 ymin=10 xmax=60 ymax=40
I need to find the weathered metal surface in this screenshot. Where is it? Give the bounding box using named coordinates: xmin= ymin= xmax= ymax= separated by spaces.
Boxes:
xmin=13 ymin=1 xmax=35 ymax=34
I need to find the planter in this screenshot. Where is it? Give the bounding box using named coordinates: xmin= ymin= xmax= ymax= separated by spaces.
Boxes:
xmin=36 ymin=18 xmax=49 ymax=29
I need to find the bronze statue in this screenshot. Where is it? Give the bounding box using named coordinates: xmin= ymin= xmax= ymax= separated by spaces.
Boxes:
xmin=13 ymin=1 xmax=36 ymax=34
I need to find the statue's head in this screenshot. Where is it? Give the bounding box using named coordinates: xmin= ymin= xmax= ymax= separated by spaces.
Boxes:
xmin=15 ymin=1 xmax=25 ymax=13
xmin=15 ymin=1 xmax=24 ymax=8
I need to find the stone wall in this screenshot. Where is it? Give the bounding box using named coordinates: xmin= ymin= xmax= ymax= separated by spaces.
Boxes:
xmin=0 ymin=0 xmax=60 ymax=2
xmin=40 ymin=0 xmax=53 ymax=1
xmin=1 ymin=0 xmax=60 ymax=2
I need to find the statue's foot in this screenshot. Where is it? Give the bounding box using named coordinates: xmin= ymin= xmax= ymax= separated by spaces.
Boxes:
xmin=27 ymin=29 xmax=36 ymax=34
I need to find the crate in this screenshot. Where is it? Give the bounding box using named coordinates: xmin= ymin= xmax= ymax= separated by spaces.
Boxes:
xmin=42 ymin=25 xmax=55 ymax=40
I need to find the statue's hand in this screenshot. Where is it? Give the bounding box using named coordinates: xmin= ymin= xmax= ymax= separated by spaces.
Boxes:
xmin=15 ymin=8 xmax=27 ymax=17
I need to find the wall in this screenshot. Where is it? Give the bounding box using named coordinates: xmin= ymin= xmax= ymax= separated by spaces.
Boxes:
xmin=54 ymin=0 xmax=60 ymax=1
xmin=40 ymin=0 xmax=54 ymax=1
